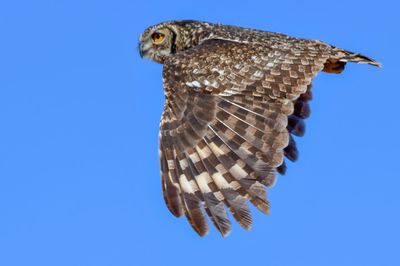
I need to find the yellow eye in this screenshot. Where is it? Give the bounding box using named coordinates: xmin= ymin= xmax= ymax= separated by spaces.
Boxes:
xmin=151 ymin=32 xmax=165 ymax=43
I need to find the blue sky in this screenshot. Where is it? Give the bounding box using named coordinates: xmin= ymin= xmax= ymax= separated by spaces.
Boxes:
xmin=0 ymin=1 xmax=399 ymax=265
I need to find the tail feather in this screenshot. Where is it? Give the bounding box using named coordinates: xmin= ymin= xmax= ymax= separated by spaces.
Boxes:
xmin=324 ymin=48 xmax=381 ymax=74
xmin=341 ymin=53 xmax=381 ymax=67
xmin=334 ymin=48 xmax=381 ymax=67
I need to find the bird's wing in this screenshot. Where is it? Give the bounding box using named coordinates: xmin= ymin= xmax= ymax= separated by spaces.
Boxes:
xmin=159 ymin=38 xmax=339 ymax=236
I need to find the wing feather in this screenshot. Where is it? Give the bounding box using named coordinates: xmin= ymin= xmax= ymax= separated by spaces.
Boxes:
xmin=194 ymin=142 xmax=252 ymax=230
xmin=204 ymin=131 xmax=271 ymax=214
xmin=175 ymin=152 xmax=209 ymax=236
xmin=159 ymin=39 xmax=333 ymax=235
xmin=185 ymin=148 xmax=231 ymax=236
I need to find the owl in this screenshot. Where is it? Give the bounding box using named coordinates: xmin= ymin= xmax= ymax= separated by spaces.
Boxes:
xmin=139 ymin=20 xmax=380 ymax=237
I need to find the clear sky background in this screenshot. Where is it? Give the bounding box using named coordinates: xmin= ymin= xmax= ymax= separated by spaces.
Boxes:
xmin=0 ymin=1 xmax=399 ymax=266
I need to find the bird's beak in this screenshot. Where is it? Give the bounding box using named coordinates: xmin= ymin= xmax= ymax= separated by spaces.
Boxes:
xmin=138 ymin=41 xmax=144 ymax=58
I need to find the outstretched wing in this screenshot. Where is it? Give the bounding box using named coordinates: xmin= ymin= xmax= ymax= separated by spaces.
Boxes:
xmin=158 ymin=38 xmax=364 ymax=236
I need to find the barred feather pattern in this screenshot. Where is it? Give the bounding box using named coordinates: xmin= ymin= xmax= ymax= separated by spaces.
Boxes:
xmin=143 ymin=20 xmax=382 ymax=236
xmin=159 ymin=37 xmax=327 ymax=236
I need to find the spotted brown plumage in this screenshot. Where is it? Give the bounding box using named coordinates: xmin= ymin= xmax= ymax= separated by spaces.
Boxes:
xmin=139 ymin=20 xmax=380 ymax=237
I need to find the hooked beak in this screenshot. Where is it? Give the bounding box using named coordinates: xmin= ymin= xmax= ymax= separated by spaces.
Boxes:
xmin=138 ymin=41 xmax=144 ymax=58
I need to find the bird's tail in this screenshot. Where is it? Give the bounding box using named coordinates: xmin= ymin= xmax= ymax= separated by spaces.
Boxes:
xmin=323 ymin=47 xmax=381 ymax=74
xmin=334 ymin=48 xmax=382 ymax=67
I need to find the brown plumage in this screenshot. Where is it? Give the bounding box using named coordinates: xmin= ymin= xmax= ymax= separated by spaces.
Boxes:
xmin=139 ymin=20 xmax=380 ymax=237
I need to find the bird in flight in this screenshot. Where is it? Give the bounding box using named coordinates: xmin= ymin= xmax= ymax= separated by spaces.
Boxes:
xmin=139 ymin=20 xmax=380 ymax=237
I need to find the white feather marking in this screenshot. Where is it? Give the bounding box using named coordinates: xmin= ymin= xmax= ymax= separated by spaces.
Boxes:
xmin=167 ymin=160 xmax=175 ymax=170
xmin=230 ymin=164 xmax=247 ymax=180
xmin=142 ymin=42 xmax=152 ymax=51
xmin=196 ymin=172 xmax=212 ymax=193
xmin=214 ymin=191 xmax=224 ymax=201
xmin=212 ymin=68 xmax=225 ymax=75
xmin=212 ymin=172 xmax=231 ymax=189
xmin=234 ymin=63 xmax=242 ymax=70
xmin=208 ymin=142 xmax=224 ymax=156
xmin=179 ymin=174 xmax=195 ymax=194
xmin=215 ymin=163 xmax=227 ymax=175
xmin=253 ymin=70 xmax=263 ymax=78
xmin=185 ymin=80 xmax=201 ymax=88
xmin=266 ymin=62 xmax=274 ymax=68
xmin=210 ymin=80 xmax=219 ymax=88
xmin=229 ymin=181 xmax=241 ymax=190
xmin=196 ymin=145 xmax=212 ymax=159
xmin=179 ymin=158 xmax=188 ymax=170
xmin=188 ymin=152 xmax=200 ymax=163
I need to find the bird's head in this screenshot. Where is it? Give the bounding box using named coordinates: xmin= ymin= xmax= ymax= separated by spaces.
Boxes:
xmin=138 ymin=20 xmax=213 ymax=64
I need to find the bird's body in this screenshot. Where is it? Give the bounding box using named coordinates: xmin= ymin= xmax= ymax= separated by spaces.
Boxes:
xmin=139 ymin=20 xmax=379 ymax=236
